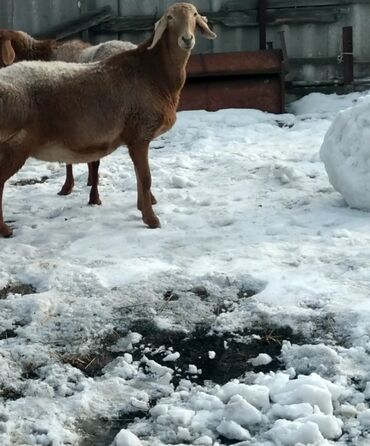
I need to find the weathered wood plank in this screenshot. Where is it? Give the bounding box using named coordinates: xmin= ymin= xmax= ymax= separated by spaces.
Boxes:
xmin=93 ymin=15 xmax=153 ymax=33
xmin=270 ymin=6 xmax=349 ymax=24
xmin=289 ymin=57 xmax=339 ymax=65
xmin=36 ymin=6 xmax=113 ymax=40
xmin=87 ymin=0 xmax=119 ymax=43
xmin=226 ymin=0 xmax=365 ymax=9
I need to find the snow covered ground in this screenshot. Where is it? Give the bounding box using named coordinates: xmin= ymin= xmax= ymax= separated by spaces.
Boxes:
xmin=1 ymin=91 xmax=370 ymax=445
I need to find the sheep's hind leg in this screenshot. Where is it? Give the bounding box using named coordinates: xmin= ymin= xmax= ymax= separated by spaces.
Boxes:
xmin=128 ymin=143 xmax=160 ymax=228
xmin=88 ymin=160 xmax=102 ymax=205
xmin=58 ymin=164 xmax=75 ymax=196
xmin=0 ymin=183 xmax=12 ymax=237
xmin=0 ymin=145 xmax=29 ymax=237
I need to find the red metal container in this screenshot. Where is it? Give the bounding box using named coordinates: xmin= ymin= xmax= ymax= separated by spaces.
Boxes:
xmin=179 ymin=49 xmax=285 ymax=114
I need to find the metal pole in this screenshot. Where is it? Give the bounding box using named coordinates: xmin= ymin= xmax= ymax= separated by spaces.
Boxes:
xmin=342 ymin=26 xmax=353 ymax=84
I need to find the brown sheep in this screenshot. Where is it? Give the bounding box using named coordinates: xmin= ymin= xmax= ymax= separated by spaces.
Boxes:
xmin=0 ymin=2 xmax=216 ymax=237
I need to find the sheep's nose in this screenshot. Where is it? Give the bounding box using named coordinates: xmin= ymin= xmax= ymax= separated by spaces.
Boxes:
xmin=182 ymin=35 xmax=194 ymax=45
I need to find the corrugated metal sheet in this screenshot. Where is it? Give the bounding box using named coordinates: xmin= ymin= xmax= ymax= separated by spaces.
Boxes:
xmin=0 ymin=0 xmax=370 ymax=85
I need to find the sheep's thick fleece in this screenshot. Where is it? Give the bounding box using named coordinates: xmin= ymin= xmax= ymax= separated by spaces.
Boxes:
xmin=0 ymin=49 xmax=173 ymax=164
xmin=78 ymin=41 xmax=137 ymax=62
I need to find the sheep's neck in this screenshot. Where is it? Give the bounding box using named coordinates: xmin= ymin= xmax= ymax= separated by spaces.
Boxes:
xmin=151 ymin=33 xmax=190 ymax=102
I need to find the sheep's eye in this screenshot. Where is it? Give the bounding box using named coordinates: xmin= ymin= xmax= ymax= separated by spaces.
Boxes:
xmin=194 ymin=12 xmax=198 ymax=16
xmin=167 ymin=15 xmax=173 ymax=20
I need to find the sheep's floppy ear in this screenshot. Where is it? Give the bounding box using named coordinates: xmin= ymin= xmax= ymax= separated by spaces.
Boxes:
xmin=148 ymin=17 xmax=168 ymax=50
xmin=196 ymin=15 xmax=217 ymax=39
xmin=1 ymin=39 xmax=15 ymax=65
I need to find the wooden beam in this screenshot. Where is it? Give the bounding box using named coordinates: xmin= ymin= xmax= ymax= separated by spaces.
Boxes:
xmin=289 ymin=57 xmax=339 ymax=65
xmin=36 ymin=6 xmax=113 ymax=40
xmin=227 ymin=0 xmax=366 ymax=8
xmin=92 ymin=15 xmax=156 ymax=33
xmin=92 ymin=5 xmax=347 ymax=33
xmin=270 ymin=7 xmax=348 ymax=24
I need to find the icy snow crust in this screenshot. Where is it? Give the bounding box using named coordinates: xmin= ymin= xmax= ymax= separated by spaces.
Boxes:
xmin=2 ymin=91 xmax=370 ymax=445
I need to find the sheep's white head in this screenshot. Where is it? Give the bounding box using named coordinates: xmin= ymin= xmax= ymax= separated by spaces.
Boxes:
xmin=148 ymin=3 xmax=217 ymax=51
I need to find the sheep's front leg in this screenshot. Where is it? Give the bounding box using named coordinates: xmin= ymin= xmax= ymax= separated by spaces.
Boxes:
xmin=135 ymin=167 xmax=157 ymax=210
xmin=87 ymin=161 xmax=97 ymax=186
xmin=128 ymin=143 xmax=160 ymax=228
xmin=58 ymin=164 xmax=75 ymax=196
xmin=88 ymin=160 xmax=102 ymax=205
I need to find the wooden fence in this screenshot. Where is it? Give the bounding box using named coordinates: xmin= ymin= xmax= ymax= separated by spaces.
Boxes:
xmin=1 ymin=0 xmax=370 ymax=86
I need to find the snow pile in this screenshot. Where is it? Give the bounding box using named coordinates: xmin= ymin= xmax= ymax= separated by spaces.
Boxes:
xmin=281 ymin=342 xmax=340 ymax=375
xmin=290 ymin=91 xmax=368 ymax=117
xmin=320 ymin=99 xmax=370 ymax=210
xmin=119 ymin=371 xmax=345 ymax=445
xmin=112 ymin=429 xmax=143 ymax=446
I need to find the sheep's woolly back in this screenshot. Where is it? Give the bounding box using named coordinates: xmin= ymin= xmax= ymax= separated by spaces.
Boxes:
xmin=0 ymin=59 xmax=92 ymax=86
xmin=53 ymin=40 xmax=90 ymax=62
xmin=0 ymin=59 xmax=94 ymax=140
xmin=1 ymin=29 xmax=137 ymax=66
xmin=79 ymin=40 xmax=137 ymax=62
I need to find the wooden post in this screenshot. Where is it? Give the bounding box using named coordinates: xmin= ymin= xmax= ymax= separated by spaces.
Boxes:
xmin=79 ymin=0 xmax=89 ymax=42
xmin=278 ymin=30 xmax=290 ymax=74
xmin=258 ymin=0 xmax=267 ymax=50
xmin=342 ymin=26 xmax=353 ymax=84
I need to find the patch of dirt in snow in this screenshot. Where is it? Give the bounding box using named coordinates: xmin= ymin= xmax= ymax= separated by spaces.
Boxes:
xmin=0 ymin=387 xmax=23 ymax=401
xmin=12 ymin=175 xmax=49 ymax=186
xmin=162 ymin=281 xmax=263 ymax=304
xmin=0 ymin=282 xmax=37 ymax=300
xmin=62 ymin=330 xmax=122 ymax=377
xmin=0 ymin=283 xmax=37 ymax=340
xmin=72 ymin=318 xmax=305 ymax=446
xmin=130 ymin=320 xmax=305 ymax=386
xmin=78 ymin=409 xmax=152 ymax=446
xmin=63 ymin=319 xmax=304 ymax=385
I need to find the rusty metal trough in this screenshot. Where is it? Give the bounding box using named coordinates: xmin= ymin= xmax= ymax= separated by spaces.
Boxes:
xmin=179 ymin=49 xmax=285 ymax=114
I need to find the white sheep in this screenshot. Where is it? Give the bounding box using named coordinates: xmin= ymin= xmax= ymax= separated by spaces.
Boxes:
xmin=0 ymin=29 xmax=137 ymax=205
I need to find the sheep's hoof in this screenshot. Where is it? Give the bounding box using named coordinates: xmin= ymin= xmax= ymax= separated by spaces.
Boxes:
xmin=89 ymin=197 xmax=102 ymax=206
xmin=58 ymin=183 xmax=74 ymax=196
xmin=0 ymin=223 xmax=13 ymax=238
xmin=144 ymin=214 xmax=161 ymax=229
